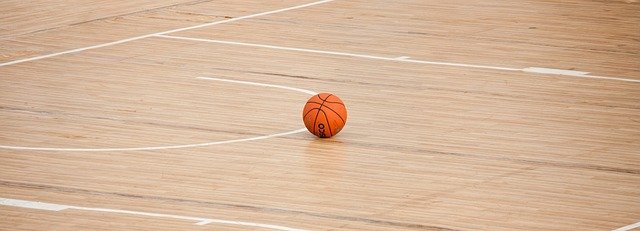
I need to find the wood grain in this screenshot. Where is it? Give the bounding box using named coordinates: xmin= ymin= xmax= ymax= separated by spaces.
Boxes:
xmin=1 ymin=0 xmax=639 ymax=230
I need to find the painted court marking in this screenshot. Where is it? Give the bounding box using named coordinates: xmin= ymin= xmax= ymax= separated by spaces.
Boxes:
xmin=154 ymin=34 xmax=521 ymax=72
xmin=614 ymin=221 xmax=640 ymax=231
xmin=0 ymin=0 xmax=335 ymax=67
xmin=1 ymin=1 xmax=635 ymax=230
xmin=0 ymin=197 xmax=306 ymax=231
xmin=0 ymin=77 xmax=316 ymax=152
xmin=0 ymin=0 xmax=635 ymax=85
xmin=0 ymin=0 xmax=330 ymax=151
xmin=197 ymin=76 xmax=318 ymax=95
xmin=154 ymin=34 xmax=640 ymax=84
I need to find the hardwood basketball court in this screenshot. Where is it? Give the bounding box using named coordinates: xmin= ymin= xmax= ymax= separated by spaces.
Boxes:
xmin=1 ymin=1 xmax=639 ymax=230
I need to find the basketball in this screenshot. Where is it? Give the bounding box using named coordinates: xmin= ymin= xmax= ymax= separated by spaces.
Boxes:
xmin=302 ymin=93 xmax=347 ymax=138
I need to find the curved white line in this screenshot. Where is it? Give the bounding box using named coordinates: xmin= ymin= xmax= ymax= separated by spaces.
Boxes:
xmin=0 ymin=78 xmax=316 ymax=152
xmin=0 ymin=128 xmax=308 ymax=152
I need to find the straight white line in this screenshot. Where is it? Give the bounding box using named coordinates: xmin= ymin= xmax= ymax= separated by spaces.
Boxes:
xmin=155 ymin=34 xmax=640 ymax=84
xmin=196 ymin=219 xmax=213 ymax=225
xmin=194 ymin=219 xmax=307 ymax=230
xmin=0 ymin=197 xmax=307 ymax=231
xmin=0 ymin=0 xmax=335 ymax=67
xmin=522 ymin=67 xmax=590 ymax=76
xmin=196 ymin=76 xmax=318 ymax=95
xmin=613 ymin=221 xmax=640 ymax=231
xmin=157 ymin=0 xmax=334 ymax=36
xmin=523 ymin=67 xmax=640 ymax=83
xmin=0 ymin=198 xmax=71 ymax=211
xmin=156 ymin=35 xmax=403 ymax=63
xmin=69 ymin=206 xmax=208 ymax=224
xmin=0 ymin=35 xmax=153 ymax=67
xmin=155 ymin=34 xmax=522 ymax=72
xmin=572 ymin=75 xmax=640 ymax=84
xmin=401 ymin=58 xmax=522 ymax=71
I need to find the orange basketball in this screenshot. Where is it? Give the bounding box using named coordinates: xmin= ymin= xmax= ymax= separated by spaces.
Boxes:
xmin=302 ymin=93 xmax=347 ymax=138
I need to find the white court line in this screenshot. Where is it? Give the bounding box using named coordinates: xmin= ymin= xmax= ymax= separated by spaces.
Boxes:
xmin=0 ymin=0 xmax=335 ymax=67
xmin=0 ymin=128 xmax=308 ymax=152
xmin=522 ymin=67 xmax=589 ymax=76
xmin=154 ymin=34 xmax=521 ymax=72
xmin=521 ymin=67 xmax=640 ymax=83
xmin=196 ymin=76 xmax=318 ymax=95
xmin=0 ymin=1 xmax=327 ymax=151
xmin=154 ymin=34 xmax=640 ymax=84
xmin=0 ymin=197 xmax=71 ymax=211
xmin=0 ymin=197 xmax=306 ymax=231
xmin=0 ymin=77 xmax=317 ymax=152
xmin=614 ymin=221 xmax=640 ymax=231
xmin=523 ymin=67 xmax=640 ymax=83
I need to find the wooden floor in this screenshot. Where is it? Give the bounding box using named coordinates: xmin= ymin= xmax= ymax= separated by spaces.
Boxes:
xmin=1 ymin=0 xmax=639 ymax=230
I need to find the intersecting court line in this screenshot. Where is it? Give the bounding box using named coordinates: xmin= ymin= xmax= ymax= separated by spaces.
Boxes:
xmin=153 ymin=34 xmax=640 ymax=84
xmin=0 ymin=0 xmax=335 ymax=67
xmin=0 ymin=0 xmax=332 ymax=229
